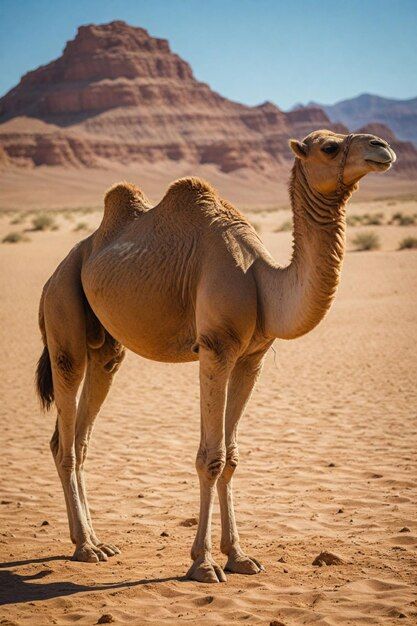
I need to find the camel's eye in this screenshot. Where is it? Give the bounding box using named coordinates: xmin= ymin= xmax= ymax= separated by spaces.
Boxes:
xmin=321 ymin=143 xmax=339 ymax=155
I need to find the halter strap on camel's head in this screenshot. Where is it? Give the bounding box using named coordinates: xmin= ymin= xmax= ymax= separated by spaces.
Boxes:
xmin=289 ymin=129 xmax=396 ymax=198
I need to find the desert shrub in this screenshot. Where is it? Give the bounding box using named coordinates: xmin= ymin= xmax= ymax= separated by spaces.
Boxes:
xmin=389 ymin=212 xmax=416 ymax=226
xmin=2 ymin=231 xmax=29 ymax=244
xmin=74 ymin=221 xmax=88 ymax=232
xmin=351 ymin=231 xmax=380 ymax=251
xmin=31 ymin=213 xmax=56 ymax=231
xmin=275 ymin=219 xmax=293 ymax=232
xmin=398 ymin=236 xmax=417 ymax=250
xmin=77 ymin=206 xmax=96 ymax=215
xmin=363 ymin=212 xmax=384 ymax=226
xmin=346 ymin=213 xmax=385 ymax=226
xmin=397 ymin=215 xmax=416 ymax=226
xmin=346 ymin=215 xmax=362 ymax=226
xmin=10 ymin=215 xmax=23 ymax=225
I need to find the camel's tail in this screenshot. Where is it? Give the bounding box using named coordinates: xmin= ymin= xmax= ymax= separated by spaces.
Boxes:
xmin=36 ymin=284 xmax=54 ymax=411
xmin=36 ymin=345 xmax=54 ymax=411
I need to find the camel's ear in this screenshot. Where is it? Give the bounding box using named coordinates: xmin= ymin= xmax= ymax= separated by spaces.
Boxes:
xmin=289 ymin=139 xmax=308 ymax=160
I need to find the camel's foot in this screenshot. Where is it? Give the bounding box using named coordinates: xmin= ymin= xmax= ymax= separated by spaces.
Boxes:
xmin=88 ymin=530 xmax=120 ymax=557
xmin=224 ymin=550 xmax=264 ymax=575
xmin=187 ymin=554 xmax=227 ymax=583
xmin=72 ymin=542 xmax=109 ymax=563
xmin=95 ymin=541 xmax=120 ymax=557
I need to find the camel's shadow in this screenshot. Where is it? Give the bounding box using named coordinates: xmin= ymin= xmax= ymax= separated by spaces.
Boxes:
xmin=0 ymin=555 xmax=185 ymax=606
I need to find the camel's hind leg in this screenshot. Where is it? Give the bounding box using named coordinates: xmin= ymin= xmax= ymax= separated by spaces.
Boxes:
xmin=45 ymin=321 xmax=108 ymax=561
xmin=41 ymin=245 xmax=112 ymax=562
xmin=75 ymin=333 xmax=125 ymax=556
xmin=47 ymin=342 xmax=106 ymax=562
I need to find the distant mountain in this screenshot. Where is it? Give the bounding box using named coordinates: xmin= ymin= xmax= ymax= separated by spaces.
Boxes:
xmin=309 ymin=94 xmax=417 ymax=145
xmin=0 ymin=21 xmax=338 ymax=173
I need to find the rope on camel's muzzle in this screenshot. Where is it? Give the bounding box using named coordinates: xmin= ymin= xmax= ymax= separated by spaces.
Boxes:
xmin=336 ymin=133 xmax=355 ymax=196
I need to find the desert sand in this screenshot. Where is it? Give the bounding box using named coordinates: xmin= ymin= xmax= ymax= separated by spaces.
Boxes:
xmin=1 ymin=162 xmax=417 ymax=211
xmin=0 ymin=193 xmax=416 ymax=625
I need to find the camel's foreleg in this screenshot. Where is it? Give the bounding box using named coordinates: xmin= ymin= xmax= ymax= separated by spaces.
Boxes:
xmin=186 ymin=336 xmax=236 ymax=583
xmin=75 ymin=334 xmax=125 ymax=557
xmin=217 ymin=349 xmax=268 ymax=575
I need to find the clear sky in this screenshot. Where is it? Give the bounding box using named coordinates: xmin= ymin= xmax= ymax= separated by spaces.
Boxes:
xmin=0 ymin=0 xmax=416 ymax=110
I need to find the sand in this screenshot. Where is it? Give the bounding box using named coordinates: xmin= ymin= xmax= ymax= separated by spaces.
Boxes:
xmin=0 ymin=196 xmax=416 ymax=625
xmin=1 ymin=163 xmax=416 ymax=211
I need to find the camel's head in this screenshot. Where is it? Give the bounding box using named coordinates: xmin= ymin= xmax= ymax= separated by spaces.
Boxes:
xmin=289 ymin=130 xmax=396 ymax=196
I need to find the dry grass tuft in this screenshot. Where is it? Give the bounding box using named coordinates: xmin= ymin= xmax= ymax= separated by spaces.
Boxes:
xmin=347 ymin=213 xmax=385 ymax=226
xmin=351 ymin=231 xmax=380 ymax=251
xmin=274 ymin=219 xmax=293 ymax=233
xmin=10 ymin=215 xmax=24 ymax=225
xmin=389 ymin=212 xmax=417 ymax=226
xmin=2 ymin=231 xmax=30 ymax=244
xmin=73 ymin=221 xmax=89 ymax=232
xmin=31 ymin=214 xmax=57 ymax=231
xmin=398 ymin=236 xmax=417 ymax=250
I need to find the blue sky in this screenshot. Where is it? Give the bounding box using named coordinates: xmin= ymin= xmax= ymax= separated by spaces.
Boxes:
xmin=0 ymin=0 xmax=416 ymax=110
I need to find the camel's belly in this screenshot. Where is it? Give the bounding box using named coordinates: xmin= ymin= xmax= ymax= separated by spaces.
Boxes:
xmin=88 ymin=296 xmax=197 ymax=363
xmin=82 ymin=244 xmax=198 ymax=363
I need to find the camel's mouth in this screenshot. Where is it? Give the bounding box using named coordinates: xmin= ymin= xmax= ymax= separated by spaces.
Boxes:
xmin=364 ymin=146 xmax=396 ymax=171
xmin=365 ymin=159 xmax=393 ymax=172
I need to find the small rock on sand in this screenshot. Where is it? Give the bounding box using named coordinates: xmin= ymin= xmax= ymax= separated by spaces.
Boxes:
xmin=399 ymin=527 xmax=410 ymax=532
xmin=160 ymin=531 xmax=169 ymax=537
xmin=180 ymin=517 xmax=198 ymax=527
xmin=312 ymin=551 xmax=344 ymax=566
xmin=270 ymin=621 xmax=286 ymax=626
xmin=41 ymin=520 xmax=49 ymax=526
xmin=97 ymin=614 xmax=115 ymax=624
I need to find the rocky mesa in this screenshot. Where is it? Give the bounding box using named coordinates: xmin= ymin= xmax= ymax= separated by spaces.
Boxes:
xmin=0 ymin=21 xmax=347 ymax=173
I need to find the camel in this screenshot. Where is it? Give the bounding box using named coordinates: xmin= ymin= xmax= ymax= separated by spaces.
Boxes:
xmin=36 ymin=130 xmax=395 ymax=583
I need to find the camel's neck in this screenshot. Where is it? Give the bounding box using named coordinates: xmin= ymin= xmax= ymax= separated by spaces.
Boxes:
xmin=261 ymin=160 xmax=354 ymax=340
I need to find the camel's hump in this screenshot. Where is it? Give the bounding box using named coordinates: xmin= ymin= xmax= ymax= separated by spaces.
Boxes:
xmin=162 ymin=177 xmax=218 ymax=207
xmin=160 ymin=177 xmax=250 ymax=226
xmin=102 ymin=182 xmax=150 ymax=228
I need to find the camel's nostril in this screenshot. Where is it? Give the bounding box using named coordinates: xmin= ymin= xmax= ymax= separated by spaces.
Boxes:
xmin=369 ymin=139 xmax=387 ymax=148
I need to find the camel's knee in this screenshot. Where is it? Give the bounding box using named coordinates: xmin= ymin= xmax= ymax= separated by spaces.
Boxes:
xmin=54 ymin=349 xmax=85 ymax=389
xmin=220 ymin=446 xmax=239 ymax=482
xmin=196 ymin=447 xmax=226 ymax=481
xmin=56 ymin=452 xmax=76 ymax=476
xmin=196 ymin=328 xmax=241 ymax=369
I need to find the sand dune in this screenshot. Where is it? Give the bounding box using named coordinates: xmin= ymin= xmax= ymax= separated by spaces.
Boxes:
xmin=0 ymin=207 xmax=416 ymax=625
